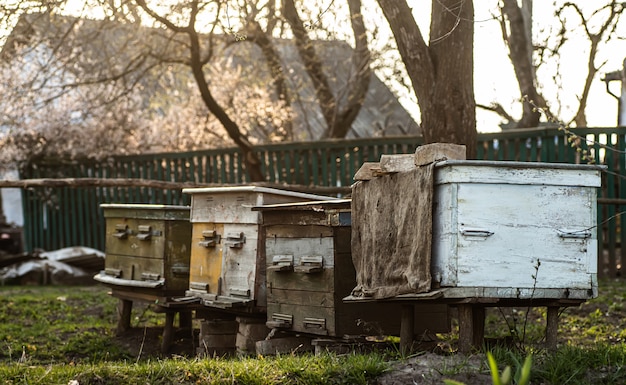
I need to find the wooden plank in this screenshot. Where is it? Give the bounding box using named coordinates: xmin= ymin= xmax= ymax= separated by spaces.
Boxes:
xmin=267 ymin=302 xmax=335 ymax=336
xmin=265 ymin=224 xmax=333 ymax=238
xmin=415 ymin=143 xmax=466 ymax=166
xmin=400 ymin=304 xmax=414 ymax=354
xmin=265 ymin=237 xmax=335 ymax=269
xmin=353 ymin=162 xmax=382 ymax=181
xmin=546 ymin=306 xmax=559 ymax=351
xmin=268 ymin=268 xmax=335 ymax=292
xmin=268 ymin=288 xmax=334 ymax=306
xmin=380 ymin=154 xmax=416 ymax=173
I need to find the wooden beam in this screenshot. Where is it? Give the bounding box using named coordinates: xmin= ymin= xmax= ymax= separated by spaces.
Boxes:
xmin=546 ymin=306 xmax=559 ymax=351
xmin=400 ymin=304 xmax=415 ymax=355
xmin=116 ymin=299 xmax=133 ymax=335
xmin=0 ymin=178 xmax=350 ymax=195
xmin=458 ymin=304 xmax=484 ymax=353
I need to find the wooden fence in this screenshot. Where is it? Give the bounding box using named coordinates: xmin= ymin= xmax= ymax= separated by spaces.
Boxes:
xmin=18 ymin=126 xmax=626 ymax=278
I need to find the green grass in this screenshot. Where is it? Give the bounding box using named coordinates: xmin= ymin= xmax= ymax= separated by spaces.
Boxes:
xmin=0 ymin=351 xmax=388 ymax=385
xmin=2 ymin=281 xmax=626 ymax=384
xmin=0 ymin=285 xmax=132 ymax=364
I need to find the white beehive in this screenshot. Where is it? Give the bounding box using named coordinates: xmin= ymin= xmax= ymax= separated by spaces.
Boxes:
xmin=431 ymin=160 xmax=603 ymax=300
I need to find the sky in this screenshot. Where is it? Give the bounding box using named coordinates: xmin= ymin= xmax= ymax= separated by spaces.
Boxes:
xmin=470 ymin=1 xmax=626 ymax=132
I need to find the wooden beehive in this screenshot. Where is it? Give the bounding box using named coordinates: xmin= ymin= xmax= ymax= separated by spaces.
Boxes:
xmin=350 ymin=160 xmax=603 ymax=302
xmin=94 ymin=204 xmax=192 ymax=297
xmin=182 ymin=186 xmax=333 ymax=313
xmin=431 ymin=160 xmax=602 ymax=299
xmin=256 ymin=200 xmax=449 ymax=337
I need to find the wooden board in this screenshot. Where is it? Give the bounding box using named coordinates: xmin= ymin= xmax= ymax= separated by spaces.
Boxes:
xmin=354 ymin=162 xmax=382 ymax=181
xmin=189 ymin=222 xmax=224 ymax=295
xmin=414 ymin=143 xmax=466 ymax=166
xmin=380 ymin=154 xmax=416 ymax=173
xmin=185 ymin=187 xmax=333 ymax=224
xmin=266 ymin=236 xmax=336 ymax=269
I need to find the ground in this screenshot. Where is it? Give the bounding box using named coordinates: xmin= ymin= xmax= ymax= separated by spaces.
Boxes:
xmin=4 ymin=282 xmax=622 ymax=385
xmin=112 ymin=324 xmax=495 ymax=384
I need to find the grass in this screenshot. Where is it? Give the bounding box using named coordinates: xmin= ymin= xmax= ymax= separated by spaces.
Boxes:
xmin=1 ymin=281 xmax=626 ymax=384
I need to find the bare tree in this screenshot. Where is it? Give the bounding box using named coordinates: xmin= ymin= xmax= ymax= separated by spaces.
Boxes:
xmin=490 ymin=0 xmax=625 ymax=127
xmin=376 ymin=0 xmax=477 ymax=157
xmin=282 ymin=0 xmax=371 ymax=139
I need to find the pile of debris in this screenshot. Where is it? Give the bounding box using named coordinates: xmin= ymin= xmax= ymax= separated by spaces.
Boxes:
xmin=0 ymin=246 xmax=104 ymax=285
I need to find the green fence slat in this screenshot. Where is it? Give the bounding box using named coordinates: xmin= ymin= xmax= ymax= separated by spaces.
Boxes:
xmin=301 ymin=150 xmax=311 ymax=185
xmin=606 ymin=139 xmax=617 ymax=277
xmin=219 ymin=154 xmax=228 ymax=183
xmin=311 ymin=150 xmax=320 ymax=185
xmin=286 ymin=151 xmax=294 ymax=184
xmin=618 ymin=131 xmax=626 ymax=273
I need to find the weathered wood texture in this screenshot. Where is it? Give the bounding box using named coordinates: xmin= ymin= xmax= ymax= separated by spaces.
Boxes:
xmin=351 ymin=165 xmax=435 ymax=299
xmin=184 ymin=187 xmax=332 ymax=313
xmin=95 ymin=204 xmax=192 ymax=295
xmin=353 ymin=162 xmax=383 ymax=181
xmin=414 ymin=143 xmax=466 ymax=166
xmin=432 ymin=161 xmax=601 ymax=298
xmin=0 ymin=178 xmax=351 ymax=195
xmin=380 ymin=154 xmax=416 ymax=173
xmin=260 ymin=200 xmax=450 ymax=337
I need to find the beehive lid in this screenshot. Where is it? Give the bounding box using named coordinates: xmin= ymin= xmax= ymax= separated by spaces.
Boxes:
xmin=182 ymin=186 xmax=336 ymax=200
xmin=252 ymin=198 xmax=351 ymax=211
xmin=183 ymin=186 xmax=336 ymax=224
xmin=434 ymin=160 xmax=604 ymax=187
xmin=100 ymin=204 xmax=190 ymax=220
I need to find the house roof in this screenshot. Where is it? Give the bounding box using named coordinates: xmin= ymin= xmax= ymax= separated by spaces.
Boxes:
xmin=2 ymin=12 xmax=420 ymax=142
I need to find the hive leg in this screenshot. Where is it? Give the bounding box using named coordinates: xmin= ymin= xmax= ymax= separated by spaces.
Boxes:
xmin=116 ymin=299 xmax=132 ymax=335
xmin=458 ymin=304 xmax=485 ymax=353
xmin=546 ymin=306 xmax=559 ymax=351
xmin=162 ymin=311 xmax=176 ymax=353
xmin=400 ymin=304 xmax=415 ymax=354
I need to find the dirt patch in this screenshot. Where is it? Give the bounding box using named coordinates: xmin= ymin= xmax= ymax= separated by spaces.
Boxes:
xmin=113 ymin=326 xmax=198 ymax=360
xmin=376 ymin=353 xmax=493 ymax=385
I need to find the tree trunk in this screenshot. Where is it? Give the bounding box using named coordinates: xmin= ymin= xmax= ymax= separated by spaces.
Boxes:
xmin=377 ymin=0 xmax=476 ymax=158
xmin=327 ymin=0 xmax=372 ymax=138
xmin=246 ymin=20 xmax=294 ymax=141
xmin=187 ymin=30 xmax=265 ymax=181
xmin=501 ymin=0 xmax=542 ymax=128
xmin=426 ymin=0 xmax=476 ymax=157
xmin=283 ymin=0 xmax=371 ymax=139
xmin=282 ymin=0 xmax=337 ymax=131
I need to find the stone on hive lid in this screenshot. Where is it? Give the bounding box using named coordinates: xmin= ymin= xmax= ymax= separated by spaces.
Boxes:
xmin=414 ymin=143 xmax=466 ymax=166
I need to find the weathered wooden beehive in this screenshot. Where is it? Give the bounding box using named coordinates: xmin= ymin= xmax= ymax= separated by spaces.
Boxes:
xmin=256 ymin=200 xmax=449 ymax=337
xmin=182 ymin=186 xmax=333 ymax=312
xmin=94 ymin=204 xmax=192 ymax=296
xmin=431 ymin=160 xmax=602 ymax=299
xmin=348 ymin=146 xmax=605 ymax=353
xmin=350 ymin=159 xmax=603 ymax=301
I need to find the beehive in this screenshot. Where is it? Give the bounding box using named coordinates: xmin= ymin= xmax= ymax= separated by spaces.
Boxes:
xmin=257 ymin=200 xmax=449 ymax=337
xmin=350 ymin=160 xmax=603 ymax=301
xmin=94 ymin=204 xmax=192 ymax=297
xmin=431 ymin=160 xmax=602 ymax=299
xmin=183 ymin=186 xmax=333 ymax=312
